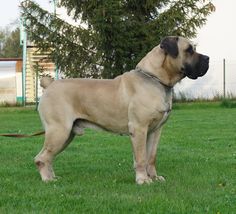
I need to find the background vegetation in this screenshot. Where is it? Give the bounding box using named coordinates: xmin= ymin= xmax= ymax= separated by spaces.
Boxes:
xmin=0 ymin=104 xmax=235 ymax=213
xmin=21 ymin=0 xmax=215 ymax=78
xmin=0 ymin=27 xmax=22 ymax=58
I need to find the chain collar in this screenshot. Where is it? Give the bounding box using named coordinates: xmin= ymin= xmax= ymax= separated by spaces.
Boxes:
xmin=135 ymin=67 xmax=173 ymax=89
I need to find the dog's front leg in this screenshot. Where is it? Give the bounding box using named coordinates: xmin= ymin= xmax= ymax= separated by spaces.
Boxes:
xmin=146 ymin=128 xmax=165 ymax=182
xmin=129 ymin=123 xmax=152 ymax=185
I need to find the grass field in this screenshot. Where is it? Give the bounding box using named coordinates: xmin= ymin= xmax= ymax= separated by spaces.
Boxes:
xmin=0 ymin=103 xmax=235 ymax=213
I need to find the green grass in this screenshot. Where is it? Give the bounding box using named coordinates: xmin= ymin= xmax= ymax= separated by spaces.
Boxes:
xmin=0 ymin=104 xmax=235 ymax=213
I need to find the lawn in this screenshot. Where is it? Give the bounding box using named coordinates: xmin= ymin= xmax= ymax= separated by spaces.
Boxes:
xmin=0 ymin=103 xmax=235 ymax=213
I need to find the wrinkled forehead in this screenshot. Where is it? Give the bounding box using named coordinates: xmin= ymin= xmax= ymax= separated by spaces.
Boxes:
xmin=177 ymin=36 xmax=195 ymax=50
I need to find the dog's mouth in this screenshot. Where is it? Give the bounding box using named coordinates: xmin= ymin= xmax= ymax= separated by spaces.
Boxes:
xmin=182 ymin=54 xmax=209 ymax=80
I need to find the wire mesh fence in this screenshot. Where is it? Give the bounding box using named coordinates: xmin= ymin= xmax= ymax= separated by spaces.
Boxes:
xmin=174 ymin=59 xmax=236 ymax=100
xmin=1 ymin=59 xmax=236 ymax=106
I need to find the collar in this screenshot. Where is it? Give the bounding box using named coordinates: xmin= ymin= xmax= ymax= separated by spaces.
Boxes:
xmin=135 ymin=67 xmax=173 ymax=90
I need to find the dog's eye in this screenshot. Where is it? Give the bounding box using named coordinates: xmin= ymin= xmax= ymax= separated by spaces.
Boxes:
xmin=186 ymin=45 xmax=194 ymax=55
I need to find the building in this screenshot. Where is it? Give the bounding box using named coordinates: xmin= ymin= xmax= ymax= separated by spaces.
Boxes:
xmin=0 ymin=58 xmax=23 ymax=104
xmin=0 ymin=48 xmax=56 ymax=105
xmin=25 ymin=45 xmax=56 ymax=103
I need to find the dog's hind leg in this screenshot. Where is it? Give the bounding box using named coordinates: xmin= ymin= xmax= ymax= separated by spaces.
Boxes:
xmin=34 ymin=125 xmax=75 ymax=182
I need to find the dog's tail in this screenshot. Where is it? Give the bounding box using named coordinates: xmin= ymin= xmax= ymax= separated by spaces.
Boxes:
xmin=40 ymin=77 xmax=54 ymax=89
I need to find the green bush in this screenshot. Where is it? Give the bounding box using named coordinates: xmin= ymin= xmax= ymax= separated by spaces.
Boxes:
xmin=220 ymin=99 xmax=236 ymax=108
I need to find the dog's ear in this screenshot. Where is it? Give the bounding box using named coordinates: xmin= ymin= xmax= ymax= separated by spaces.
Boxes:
xmin=160 ymin=36 xmax=179 ymax=58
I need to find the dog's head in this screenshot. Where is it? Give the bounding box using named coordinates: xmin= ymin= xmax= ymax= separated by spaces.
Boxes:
xmin=160 ymin=36 xmax=209 ymax=80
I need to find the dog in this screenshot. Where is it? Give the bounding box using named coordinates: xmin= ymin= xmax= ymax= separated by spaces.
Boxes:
xmin=36 ymin=36 xmax=209 ymax=184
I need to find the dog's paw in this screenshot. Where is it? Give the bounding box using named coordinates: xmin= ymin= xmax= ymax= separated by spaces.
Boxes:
xmin=136 ymin=176 xmax=153 ymax=185
xmin=42 ymin=176 xmax=57 ymax=182
xmin=153 ymin=175 xmax=165 ymax=182
xmin=43 ymin=176 xmax=60 ymax=182
xmin=41 ymin=173 xmax=58 ymax=183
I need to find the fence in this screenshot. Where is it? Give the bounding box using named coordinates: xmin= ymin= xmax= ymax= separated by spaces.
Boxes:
xmin=174 ymin=59 xmax=236 ymax=100
xmin=1 ymin=58 xmax=236 ymax=105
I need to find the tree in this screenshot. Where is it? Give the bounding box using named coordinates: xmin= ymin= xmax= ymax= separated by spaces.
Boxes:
xmin=21 ymin=0 xmax=215 ymax=78
xmin=0 ymin=27 xmax=22 ymax=58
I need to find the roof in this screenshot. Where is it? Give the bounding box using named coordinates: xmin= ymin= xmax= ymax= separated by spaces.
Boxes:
xmin=0 ymin=61 xmax=23 ymax=73
xmin=0 ymin=58 xmax=22 ymax=62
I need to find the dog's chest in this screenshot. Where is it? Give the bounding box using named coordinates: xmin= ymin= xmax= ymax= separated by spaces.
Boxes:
xmin=148 ymin=110 xmax=171 ymax=132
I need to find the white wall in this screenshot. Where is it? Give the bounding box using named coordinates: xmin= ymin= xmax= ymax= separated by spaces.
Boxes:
xmin=0 ymin=61 xmax=17 ymax=103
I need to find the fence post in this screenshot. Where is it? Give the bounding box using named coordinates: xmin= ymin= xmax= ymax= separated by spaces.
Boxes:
xmin=35 ymin=65 xmax=38 ymax=111
xmin=20 ymin=17 xmax=27 ymax=106
xmin=53 ymin=0 xmax=59 ymax=80
xmin=223 ymin=58 xmax=226 ymax=98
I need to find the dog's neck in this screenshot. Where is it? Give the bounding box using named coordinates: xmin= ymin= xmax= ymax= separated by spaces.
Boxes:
xmin=136 ymin=46 xmax=183 ymax=87
xmin=135 ymin=67 xmax=173 ymax=90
